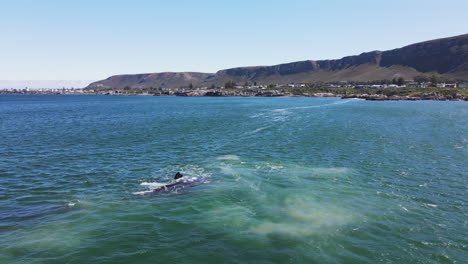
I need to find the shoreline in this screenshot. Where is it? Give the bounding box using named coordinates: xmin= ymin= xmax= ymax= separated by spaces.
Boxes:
xmin=1 ymin=89 xmax=466 ymax=101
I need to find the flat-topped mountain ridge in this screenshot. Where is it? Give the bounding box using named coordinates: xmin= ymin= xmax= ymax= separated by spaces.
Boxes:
xmin=87 ymin=33 xmax=468 ymax=89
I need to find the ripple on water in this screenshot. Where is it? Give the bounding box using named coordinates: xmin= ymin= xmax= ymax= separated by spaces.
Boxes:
xmin=1 ymin=95 xmax=467 ymax=264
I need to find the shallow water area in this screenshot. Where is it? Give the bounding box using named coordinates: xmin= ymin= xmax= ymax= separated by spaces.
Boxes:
xmin=0 ymin=95 xmax=467 ymax=263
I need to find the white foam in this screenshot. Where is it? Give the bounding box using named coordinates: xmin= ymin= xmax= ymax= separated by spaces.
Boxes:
xmin=140 ymin=181 xmax=167 ymax=187
xmin=216 ymin=155 xmax=240 ymax=161
xmin=250 ymin=127 xmax=268 ymax=134
xmin=328 ymin=99 xmax=353 ymax=105
xmin=269 ymin=165 xmax=284 ymax=170
xmin=270 ymin=108 xmax=291 ymax=122
xmin=67 ymin=200 xmax=79 ymax=207
xmin=249 ymin=113 xmax=265 ymax=119
xmin=399 ymin=205 xmax=409 ymax=212
xmin=272 ymin=108 xmax=288 ymax=112
xmin=290 ymin=105 xmax=321 ymax=110
xmin=133 ymin=190 xmax=154 ymax=195
xmin=272 ymin=115 xmax=288 ymax=122
xmin=278 ymin=99 xmax=354 ymax=111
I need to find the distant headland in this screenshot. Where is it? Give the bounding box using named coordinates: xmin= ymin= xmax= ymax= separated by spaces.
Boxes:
xmin=2 ymin=34 xmax=467 ymax=101
xmin=85 ymin=34 xmax=468 ymax=91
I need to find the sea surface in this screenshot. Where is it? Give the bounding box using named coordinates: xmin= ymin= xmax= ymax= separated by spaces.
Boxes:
xmin=0 ymin=94 xmax=466 ymax=264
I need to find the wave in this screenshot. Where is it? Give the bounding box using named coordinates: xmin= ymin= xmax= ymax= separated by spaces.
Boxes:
xmin=270 ymin=99 xmax=355 ymax=112
xmin=250 ymin=99 xmax=356 ymax=123
xmin=241 ymin=126 xmax=270 ymax=136
xmin=290 ymin=99 xmax=354 ymax=110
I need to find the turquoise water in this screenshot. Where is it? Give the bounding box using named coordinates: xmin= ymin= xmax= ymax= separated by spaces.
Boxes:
xmin=0 ymin=95 xmax=466 ymax=263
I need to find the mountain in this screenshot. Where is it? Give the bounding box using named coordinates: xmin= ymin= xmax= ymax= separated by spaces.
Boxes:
xmin=87 ymin=34 xmax=468 ymax=90
xmin=88 ymin=72 xmax=214 ymax=90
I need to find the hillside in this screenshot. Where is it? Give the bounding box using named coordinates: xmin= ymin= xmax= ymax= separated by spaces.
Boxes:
xmin=87 ymin=34 xmax=468 ymax=90
xmin=87 ymin=72 xmax=214 ymax=90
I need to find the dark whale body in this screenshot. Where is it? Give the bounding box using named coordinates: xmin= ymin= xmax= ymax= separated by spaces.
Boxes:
xmin=134 ymin=172 xmax=208 ymax=195
xmin=151 ymin=177 xmax=203 ymax=193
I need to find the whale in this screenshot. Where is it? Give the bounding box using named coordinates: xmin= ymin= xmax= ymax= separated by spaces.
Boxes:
xmin=152 ymin=176 xmax=203 ymax=192
xmin=134 ymin=175 xmax=207 ymax=195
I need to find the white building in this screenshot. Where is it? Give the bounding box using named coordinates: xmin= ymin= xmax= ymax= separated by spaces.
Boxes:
xmin=437 ymin=83 xmax=457 ymax=88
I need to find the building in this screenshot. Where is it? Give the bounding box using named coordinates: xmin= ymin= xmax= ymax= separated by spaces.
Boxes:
xmin=354 ymin=85 xmax=368 ymax=88
xmin=415 ymin=83 xmax=429 ymax=88
xmin=437 ymin=83 xmax=457 ymax=88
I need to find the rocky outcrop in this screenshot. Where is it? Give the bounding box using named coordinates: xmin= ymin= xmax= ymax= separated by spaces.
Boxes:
xmin=342 ymin=92 xmax=465 ymax=101
xmin=162 ymin=90 xmax=467 ymax=100
xmin=153 ymin=89 xmax=340 ymax=97
xmin=420 ymin=92 xmax=465 ymax=100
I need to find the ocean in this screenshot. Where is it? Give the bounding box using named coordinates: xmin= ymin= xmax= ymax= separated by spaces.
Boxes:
xmin=0 ymin=94 xmax=466 ymax=263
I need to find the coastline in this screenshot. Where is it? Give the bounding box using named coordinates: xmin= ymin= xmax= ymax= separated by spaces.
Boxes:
xmin=1 ymin=89 xmax=466 ymax=101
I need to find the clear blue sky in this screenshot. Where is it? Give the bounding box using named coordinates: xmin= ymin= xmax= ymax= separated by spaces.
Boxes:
xmin=1 ymin=0 xmax=467 ymax=81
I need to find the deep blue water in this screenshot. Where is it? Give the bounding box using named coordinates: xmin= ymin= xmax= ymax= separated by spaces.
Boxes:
xmin=0 ymin=95 xmax=467 ymax=263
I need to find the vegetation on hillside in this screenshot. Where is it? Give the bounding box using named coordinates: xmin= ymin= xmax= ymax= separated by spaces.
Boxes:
xmin=280 ymin=86 xmax=468 ymax=97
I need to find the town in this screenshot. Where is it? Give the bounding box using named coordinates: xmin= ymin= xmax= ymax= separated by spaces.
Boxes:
xmin=2 ymin=77 xmax=467 ymax=101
